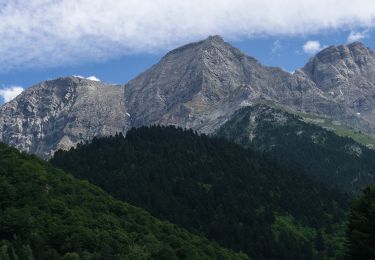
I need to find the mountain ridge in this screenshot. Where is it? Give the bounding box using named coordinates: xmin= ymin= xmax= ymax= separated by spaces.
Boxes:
xmin=216 ymin=103 xmax=375 ymax=193
xmin=2 ymin=36 xmax=375 ymax=157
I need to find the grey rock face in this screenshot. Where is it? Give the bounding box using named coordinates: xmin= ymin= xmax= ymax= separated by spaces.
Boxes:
xmin=1 ymin=36 xmax=375 ymax=158
xmin=0 ymin=77 xmax=129 ymax=158
xmin=301 ymin=42 xmax=375 ymax=127
xmin=125 ymin=36 xmax=372 ymax=134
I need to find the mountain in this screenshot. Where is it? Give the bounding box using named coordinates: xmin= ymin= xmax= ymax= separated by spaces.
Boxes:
xmin=0 ymin=77 xmax=129 ymax=158
xmin=2 ymin=36 xmax=375 ymax=157
xmin=216 ymin=103 xmax=375 ymax=193
xmin=0 ymin=141 xmax=247 ymax=259
xmin=124 ymin=35 xmax=348 ymax=132
xmin=50 ymin=126 xmax=349 ymax=259
xmin=302 ymin=42 xmax=375 ymax=118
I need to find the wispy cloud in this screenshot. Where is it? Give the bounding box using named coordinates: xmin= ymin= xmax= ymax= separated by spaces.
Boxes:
xmin=0 ymin=86 xmax=24 ymax=103
xmin=1 ymin=0 xmax=375 ymax=71
xmin=302 ymin=40 xmax=323 ymax=54
xmin=347 ymin=30 xmax=370 ymax=43
xmin=271 ymin=40 xmax=282 ymax=54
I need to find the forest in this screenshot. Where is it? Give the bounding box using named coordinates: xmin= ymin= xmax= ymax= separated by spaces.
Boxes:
xmin=0 ymin=142 xmax=247 ymax=259
xmin=51 ymin=126 xmax=351 ymax=259
xmin=216 ymin=104 xmax=375 ymax=193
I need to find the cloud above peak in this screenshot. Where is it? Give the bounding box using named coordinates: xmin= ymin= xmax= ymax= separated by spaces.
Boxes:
xmin=73 ymin=75 xmax=101 ymax=81
xmin=303 ymin=41 xmax=323 ymax=54
xmin=86 ymin=76 xmax=101 ymax=82
xmin=1 ymin=0 xmax=375 ymax=72
xmin=347 ymin=30 xmax=369 ymax=43
xmin=0 ymin=86 xmax=24 ymax=103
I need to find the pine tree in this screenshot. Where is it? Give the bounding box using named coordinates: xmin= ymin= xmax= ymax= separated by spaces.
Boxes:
xmin=346 ymin=185 xmax=375 ymax=259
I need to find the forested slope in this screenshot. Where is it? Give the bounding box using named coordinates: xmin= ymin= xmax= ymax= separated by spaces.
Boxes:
xmin=217 ymin=104 xmax=375 ymax=193
xmin=0 ymin=142 xmax=247 ymax=259
xmin=51 ymin=126 xmax=349 ymax=259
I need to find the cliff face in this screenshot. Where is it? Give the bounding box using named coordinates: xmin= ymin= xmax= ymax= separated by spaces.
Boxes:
xmin=126 ymin=36 xmax=372 ymax=133
xmin=302 ymin=42 xmax=375 ymax=124
xmin=1 ymin=36 xmax=375 ymax=158
xmin=0 ymin=77 xmax=129 ymax=158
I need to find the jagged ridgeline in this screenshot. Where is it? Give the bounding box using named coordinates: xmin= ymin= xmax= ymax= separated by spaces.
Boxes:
xmin=51 ymin=126 xmax=349 ymax=259
xmin=216 ymin=104 xmax=375 ymax=193
xmin=3 ymin=37 xmax=375 ymax=158
xmin=0 ymin=142 xmax=248 ymax=259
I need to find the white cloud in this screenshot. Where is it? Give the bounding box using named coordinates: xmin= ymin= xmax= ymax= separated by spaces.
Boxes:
xmin=73 ymin=75 xmax=100 ymax=81
xmin=73 ymin=75 xmax=85 ymax=79
xmin=347 ymin=30 xmax=369 ymax=43
xmin=86 ymin=76 xmax=100 ymax=82
xmin=0 ymin=0 xmax=375 ymax=71
xmin=0 ymin=86 xmax=24 ymax=103
xmin=302 ymin=40 xmax=323 ymax=54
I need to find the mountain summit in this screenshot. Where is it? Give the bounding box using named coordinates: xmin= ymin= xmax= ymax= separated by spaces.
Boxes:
xmin=1 ymin=36 xmax=375 ymax=157
xmin=302 ymin=41 xmax=375 ymax=124
xmin=0 ymin=77 xmax=128 ymax=158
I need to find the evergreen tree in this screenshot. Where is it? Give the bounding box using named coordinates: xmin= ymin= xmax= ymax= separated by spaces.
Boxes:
xmin=346 ymin=185 xmax=375 ymax=259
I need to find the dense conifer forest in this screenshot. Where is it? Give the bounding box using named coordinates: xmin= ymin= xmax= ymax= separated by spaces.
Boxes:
xmin=345 ymin=184 xmax=375 ymax=259
xmin=217 ymin=104 xmax=375 ymax=193
xmin=51 ymin=126 xmax=350 ymax=259
xmin=0 ymin=142 xmax=248 ymax=259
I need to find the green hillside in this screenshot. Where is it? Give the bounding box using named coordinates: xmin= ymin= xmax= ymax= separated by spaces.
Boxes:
xmin=256 ymin=100 xmax=375 ymax=148
xmin=51 ymin=126 xmax=349 ymax=259
xmin=217 ymin=104 xmax=375 ymax=193
xmin=0 ymin=142 xmax=248 ymax=259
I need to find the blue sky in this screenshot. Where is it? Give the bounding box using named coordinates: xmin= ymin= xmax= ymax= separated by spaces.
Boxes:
xmin=1 ymin=0 xmax=375 ymax=104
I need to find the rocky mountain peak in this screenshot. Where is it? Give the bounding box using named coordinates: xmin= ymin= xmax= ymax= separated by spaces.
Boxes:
xmin=204 ymin=35 xmax=225 ymax=44
xmin=309 ymin=41 xmax=374 ymax=65
xmin=0 ymin=76 xmax=127 ymax=158
xmin=347 ymin=41 xmax=371 ymax=52
xmin=302 ymin=42 xmax=375 ymax=88
xmin=2 ymin=37 xmax=375 ymax=158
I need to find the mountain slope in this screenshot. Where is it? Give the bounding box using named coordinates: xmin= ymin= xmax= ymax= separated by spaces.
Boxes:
xmin=301 ymin=42 xmax=375 ymax=130
xmin=51 ymin=126 xmax=349 ymax=259
xmin=0 ymin=142 xmax=247 ymax=259
xmin=124 ymin=36 xmax=344 ymax=133
xmin=216 ymin=104 xmax=375 ymax=193
xmin=2 ymin=36 xmax=375 ymax=157
xmin=0 ymin=77 xmax=129 ymax=159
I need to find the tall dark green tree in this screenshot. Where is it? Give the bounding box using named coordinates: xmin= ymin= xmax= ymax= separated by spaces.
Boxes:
xmin=346 ymin=185 xmax=375 ymax=259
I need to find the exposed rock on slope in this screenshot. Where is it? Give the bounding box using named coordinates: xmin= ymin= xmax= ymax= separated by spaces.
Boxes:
xmin=1 ymin=36 xmax=375 ymax=157
xmin=302 ymin=42 xmax=375 ymax=127
xmin=125 ymin=36 xmax=341 ymax=133
xmin=0 ymin=77 xmax=129 ymax=158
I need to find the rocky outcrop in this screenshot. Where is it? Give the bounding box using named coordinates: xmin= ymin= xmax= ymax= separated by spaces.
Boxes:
xmin=301 ymin=42 xmax=375 ymax=127
xmin=0 ymin=77 xmax=129 ymax=158
xmin=126 ymin=36 xmax=372 ymax=133
xmin=1 ymin=36 xmax=375 ymax=158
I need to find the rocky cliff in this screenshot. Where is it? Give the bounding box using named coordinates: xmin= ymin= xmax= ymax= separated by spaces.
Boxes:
xmin=1 ymin=36 xmax=375 ymax=157
xmin=0 ymin=77 xmax=129 ymax=158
